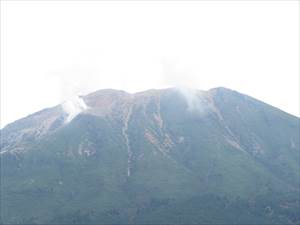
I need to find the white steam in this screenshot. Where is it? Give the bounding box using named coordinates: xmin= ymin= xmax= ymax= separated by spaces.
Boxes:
xmin=161 ymin=60 xmax=210 ymax=115
xmin=176 ymin=86 xmax=209 ymax=115
xmin=62 ymin=96 xmax=88 ymax=123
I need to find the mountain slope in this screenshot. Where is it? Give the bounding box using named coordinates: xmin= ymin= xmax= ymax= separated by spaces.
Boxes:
xmin=1 ymin=87 xmax=299 ymax=224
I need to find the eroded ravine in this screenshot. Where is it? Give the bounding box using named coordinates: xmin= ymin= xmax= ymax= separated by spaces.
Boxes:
xmin=122 ymin=104 xmax=133 ymax=177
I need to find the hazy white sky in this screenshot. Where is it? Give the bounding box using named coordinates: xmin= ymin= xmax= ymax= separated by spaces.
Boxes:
xmin=1 ymin=1 xmax=299 ymax=128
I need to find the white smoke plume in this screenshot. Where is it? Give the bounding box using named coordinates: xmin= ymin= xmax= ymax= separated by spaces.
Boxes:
xmin=160 ymin=60 xmax=210 ymax=115
xmin=62 ymin=95 xmax=88 ymax=123
xmin=176 ymin=86 xmax=209 ymax=115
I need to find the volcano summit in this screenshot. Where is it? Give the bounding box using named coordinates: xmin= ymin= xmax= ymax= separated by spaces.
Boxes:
xmin=1 ymin=87 xmax=299 ymax=224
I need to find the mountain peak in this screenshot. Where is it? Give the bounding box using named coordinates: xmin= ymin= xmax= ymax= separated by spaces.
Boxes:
xmin=1 ymin=86 xmax=299 ymax=224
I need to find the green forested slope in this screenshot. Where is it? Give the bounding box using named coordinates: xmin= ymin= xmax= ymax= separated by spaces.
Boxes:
xmin=1 ymin=87 xmax=299 ymax=224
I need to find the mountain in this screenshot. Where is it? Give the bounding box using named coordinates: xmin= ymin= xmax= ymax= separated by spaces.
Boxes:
xmin=1 ymin=87 xmax=299 ymax=224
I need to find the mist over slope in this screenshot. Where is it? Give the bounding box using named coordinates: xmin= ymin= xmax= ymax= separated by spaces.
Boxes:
xmin=1 ymin=87 xmax=299 ymax=224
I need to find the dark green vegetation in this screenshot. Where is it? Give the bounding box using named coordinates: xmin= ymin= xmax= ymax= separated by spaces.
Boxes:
xmin=1 ymin=87 xmax=299 ymax=224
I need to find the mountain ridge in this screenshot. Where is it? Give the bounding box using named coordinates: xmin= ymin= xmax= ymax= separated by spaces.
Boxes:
xmin=1 ymin=86 xmax=298 ymax=131
xmin=1 ymin=86 xmax=299 ymax=224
